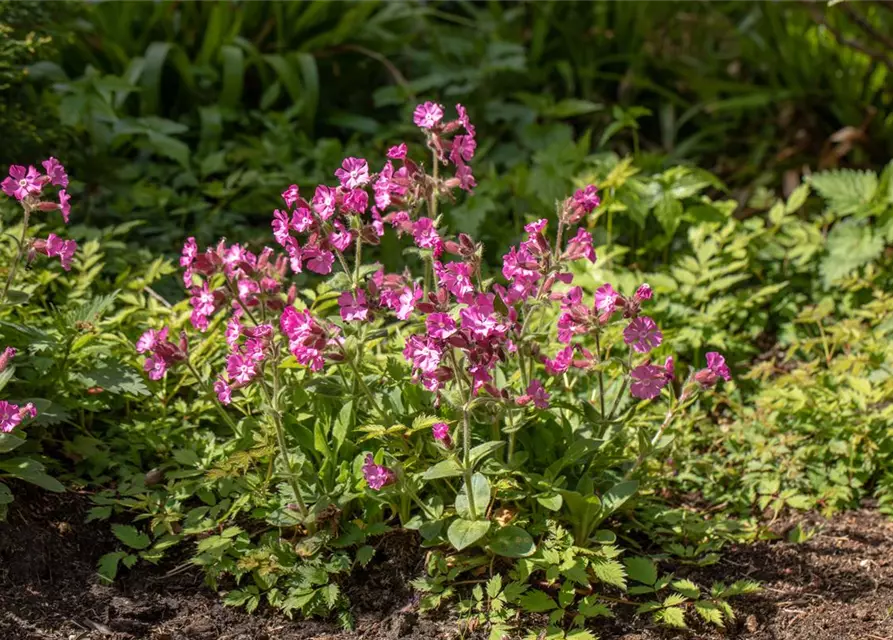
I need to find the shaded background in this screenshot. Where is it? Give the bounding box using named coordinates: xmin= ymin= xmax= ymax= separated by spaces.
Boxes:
xmin=2 ymin=0 xmax=891 ymax=258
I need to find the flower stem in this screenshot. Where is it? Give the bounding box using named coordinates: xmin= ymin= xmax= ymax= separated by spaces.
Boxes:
xmin=184 ymin=360 xmax=240 ymax=433
xmin=1 ymin=207 xmax=30 ymax=305
xmin=595 ymin=331 xmax=606 ymax=418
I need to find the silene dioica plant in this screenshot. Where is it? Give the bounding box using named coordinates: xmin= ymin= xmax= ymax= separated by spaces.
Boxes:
xmin=132 ymin=103 xmax=732 ymax=624
xmin=1 ymin=158 xmax=77 ymax=508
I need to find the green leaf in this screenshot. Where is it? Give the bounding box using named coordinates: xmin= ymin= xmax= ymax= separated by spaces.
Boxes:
xmin=0 ymin=481 xmax=12 ymax=505
xmin=578 ymin=596 xmax=613 ymax=618
xmin=486 ymin=574 xmax=503 ymax=599
xmin=820 ymin=220 xmax=883 ymax=287
xmin=469 ymin=441 xmax=505 ymax=468
xmin=600 ymin=480 xmax=639 ymax=518
xmin=591 ymin=558 xmax=627 ymax=589
xmin=656 ymin=606 xmax=687 ymax=628
xmin=3 ymin=290 xmax=30 ymax=306
xmin=447 ymin=518 xmax=490 ymax=551
xmin=624 ymin=557 xmax=658 ymax=586
xmin=0 ymin=458 xmax=64 ymax=492
xmin=356 ymin=545 xmax=374 ymax=566
xmin=655 ymin=193 xmax=683 ymax=236
xmin=518 ymin=589 xmax=557 ymax=613
xmin=97 ymin=551 xmax=128 ymax=583
xmin=112 ymin=524 xmax=151 ymax=550
xmin=809 ymin=168 xmax=877 ymax=215
xmin=672 ymin=579 xmax=700 ymax=599
xmin=488 ymin=525 xmax=536 ymax=558
xmin=785 ymin=183 xmax=810 ymax=214
xmin=537 ymin=493 xmax=563 ymax=511
xmin=333 ymin=400 xmax=353 ymax=451
xmin=421 ymin=459 xmax=463 ymax=481
xmin=455 ymin=473 xmax=490 ymax=519
xmin=0 ymin=433 xmax=25 ymax=454
xmin=695 ymin=601 xmax=725 ymax=626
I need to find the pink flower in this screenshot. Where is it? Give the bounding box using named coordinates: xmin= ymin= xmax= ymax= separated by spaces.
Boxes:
xmin=564 ymin=228 xmax=596 ymax=263
xmin=434 ymin=261 xmax=475 ymax=303
xmin=595 ymin=283 xmax=620 ymax=316
xmin=338 ymin=289 xmax=369 ymax=322
xmin=387 ymin=143 xmax=407 ymax=159
xmin=524 ymin=219 xmax=547 ymax=240
xmin=394 ymin=284 xmax=422 ymax=320
xmin=281 ymin=184 xmax=300 ymax=208
xmin=144 ymin=355 xmax=168 ymax=381
xmin=304 ymin=246 xmax=334 ymax=275
xmin=136 ymin=327 xmax=169 ymax=354
xmin=225 ymin=317 xmax=242 ymax=348
xmin=280 ymin=307 xmax=330 ymax=372
xmin=432 ymin=422 xmax=452 ymax=447
xmin=2 ymin=165 xmax=42 ymax=200
xmin=630 ymin=363 xmax=669 ymax=400
xmin=456 ymin=104 xmax=475 ymax=136
xmin=573 ymin=185 xmax=600 ymax=213
xmin=460 ymin=294 xmax=506 ymax=341
xmin=456 ymin=164 xmax=476 ymax=192
xmin=0 ymin=347 xmax=16 ymax=372
xmin=544 ymin=345 xmax=574 ymax=376
xmin=449 ymin=135 xmax=476 ymax=165
xmin=214 ymin=377 xmax=232 ymax=405
xmin=42 ymin=157 xmax=68 ymax=187
xmin=623 ymin=316 xmax=663 ymax=353
xmin=291 ymin=207 xmax=314 ymax=233
xmin=312 ymin=185 xmax=338 ymax=220
xmin=502 ymin=245 xmax=540 ymax=284
xmin=0 ymin=401 xmax=23 ymax=433
xmin=272 ymin=209 xmax=291 ymax=245
xmin=362 ymin=454 xmax=396 ymax=490
xmin=664 ymin=356 xmax=674 ymax=382
xmin=37 ymin=233 xmax=77 ymax=271
xmin=517 ymin=380 xmax=550 ymax=409
xmin=403 ymin=335 xmax=443 ymax=374
xmin=329 ymin=222 xmax=354 ymax=252
xmin=412 ymin=217 xmax=441 ymax=250
xmin=335 ymin=157 xmax=370 ymax=189
xmin=58 ymin=190 xmax=71 ymax=223
xmin=180 ymin=237 xmax=198 ymax=286
xmin=695 ymin=352 xmax=731 ymax=388
xmin=426 ymin=313 xmax=457 ymax=340
xmin=413 ymin=102 xmax=444 ymax=129
xmin=635 ymin=284 xmax=653 ymax=302
xmin=343 ymin=188 xmax=368 ymax=214
xmin=227 ymin=353 xmax=258 ymax=385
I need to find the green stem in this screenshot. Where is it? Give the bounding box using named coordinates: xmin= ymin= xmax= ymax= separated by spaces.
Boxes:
xmin=184 ymin=360 xmax=240 ymax=433
xmin=462 ymin=406 xmax=478 ymax=520
xmin=595 ymin=331 xmax=606 ymax=419
xmin=2 ymin=207 xmax=30 ymax=304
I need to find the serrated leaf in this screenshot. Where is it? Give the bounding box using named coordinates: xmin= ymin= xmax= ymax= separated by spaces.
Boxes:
xmin=820 ymin=220 xmax=883 ymax=286
xmin=591 ymin=558 xmax=626 ymax=589
xmin=356 ymin=545 xmax=374 ymax=566
xmin=486 ymin=574 xmax=503 ymax=599
xmin=663 ymin=592 xmax=689 ymax=607
xmin=695 ymin=601 xmax=725 ymax=626
xmin=656 ymin=606 xmax=687 ymax=628
xmin=518 ymin=589 xmax=557 ymax=613
xmin=112 ymin=524 xmax=151 ymax=550
xmin=97 ymin=551 xmax=128 ymax=583
xmin=672 ymin=579 xmax=700 ymax=599
xmin=624 ymin=556 xmax=657 ymax=586
xmin=809 ymin=168 xmax=877 ymax=215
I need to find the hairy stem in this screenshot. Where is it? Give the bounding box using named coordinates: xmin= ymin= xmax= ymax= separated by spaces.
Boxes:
xmin=1 ymin=207 xmax=31 ymax=304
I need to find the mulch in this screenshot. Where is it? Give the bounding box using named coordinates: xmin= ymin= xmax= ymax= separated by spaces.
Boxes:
xmin=1 ymin=487 xmax=891 ymax=640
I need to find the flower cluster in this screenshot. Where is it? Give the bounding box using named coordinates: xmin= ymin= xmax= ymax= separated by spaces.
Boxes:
xmin=0 ymin=400 xmax=36 ymax=434
xmin=136 ymin=327 xmax=187 ymax=380
xmin=2 ymin=158 xmax=77 ymax=272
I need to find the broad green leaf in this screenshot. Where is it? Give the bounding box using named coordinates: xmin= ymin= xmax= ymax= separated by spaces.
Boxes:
xmin=97 ymin=551 xmax=128 ymax=583
xmin=455 ymin=473 xmax=491 ymax=519
xmin=0 ymin=481 xmax=12 ymax=505
xmin=0 ymin=458 xmax=64 ymax=492
xmin=469 ymin=441 xmax=505 ymax=468
xmin=488 ymin=525 xmax=535 ymax=558
xmin=0 ymin=433 xmax=25 ymax=454
xmin=600 ymin=480 xmax=639 ymax=518
xmin=112 ymin=524 xmax=151 ymax=550
xmin=447 ymin=518 xmax=490 ymax=551
xmin=537 ymin=493 xmax=563 ymax=511
xmin=333 ymin=400 xmax=353 ymax=450
xmin=421 ymin=459 xmax=463 ymax=481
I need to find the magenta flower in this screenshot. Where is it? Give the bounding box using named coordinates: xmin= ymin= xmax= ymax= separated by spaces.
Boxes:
xmin=338 ymin=289 xmax=369 ymax=322
xmin=227 ymin=353 xmax=258 ymax=385
xmin=42 ymin=157 xmax=68 ymax=187
xmin=304 ymin=246 xmax=334 ymax=275
xmin=291 ymin=207 xmax=314 ymax=233
xmin=343 ymin=188 xmax=368 ymax=214
xmin=630 ymin=363 xmax=669 ymax=400
xmin=335 ymin=157 xmax=370 ymax=189
xmin=387 ymin=143 xmax=407 ymax=159
xmin=449 ymin=135 xmax=476 ymax=165
xmin=281 ymin=307 xmax=329 ymax=372
xmin=564 ymin=228 xmax=596 ymax=263
xmin=58 ymin=190 xmax=71 ymax=223
xmin=36 ymin=233 xmax=77 ymax=271
xmin=2 ymin=165 xmax=42 ymax=200
xmin=544 ymin=345 xmax=574 ymax=376
xmin=694 ymin=352 xmax=731 ymax=388
xmin=285 ymin=238 xmax=302 ymax=274
xmin=225 ymin=317 xmax=242 ymax=348
xmin=432 ymin=422 xmax=452 ymax=447
xmin=136 ymin=327 xmax=169 ymax=354
xmin=574 ymin=185 xmax=600 ymax=212
xmin=517 ymin=379 xmax=550 ymax=409
xmin=403 ymin=335 xmax=443 ymax=374
xmin=312 ymin=185 xmax=337 ymax=220
xmin=272 ymin=209 xmax=291 ymax=246
xmin=635 ymin=283 xmax=653 ymax=301
xmin=0 ymin=347 xmax=16 ymax=372
xmin=362 ymin=454 xmax=396 ymax=491
xmin=0 ymin=400 xmax=35 ymax=433
xmin=623 ymin=316 xmax=663 ymax=353
xmin=214 ymin=377 xmax=232 ymax=405
xmin=281 ymin=184 xmax=300 ymax=208
xmin=460 ymin=295 xmax=506 ymax=341
xmin=144 ymin=355 xmax=168 ymax=381
xmin=329 ymin=222 xmax=353 ymax=252
xmin=456 ymin=164 xmax=476 ymax=192
xmin=412 ymin=217 xmax=441 ymax=250
xmin=394 ymin=284 xmax=422 ymax=320
xmin=664 ymin=356 xmax=674 ymax=382
xmin=413 ymin=102 xmax=444 ymax=129
xmin=434 ymin=261 xmax=475 ymax=303
xmin=524 ymin=219 xmax=547 ymax=240
xmin=595 ymin=283 xmax=620 ymax=315
xmin=426 ymin=313 xmax=457 ymax=340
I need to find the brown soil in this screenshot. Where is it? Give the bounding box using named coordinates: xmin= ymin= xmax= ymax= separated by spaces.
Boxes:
xmin=1 ymin=489 xmax=892 ymax=640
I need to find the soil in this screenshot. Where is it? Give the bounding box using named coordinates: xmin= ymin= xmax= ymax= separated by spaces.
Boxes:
xmin=1 ymin=488 xmax=892 ymax=640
